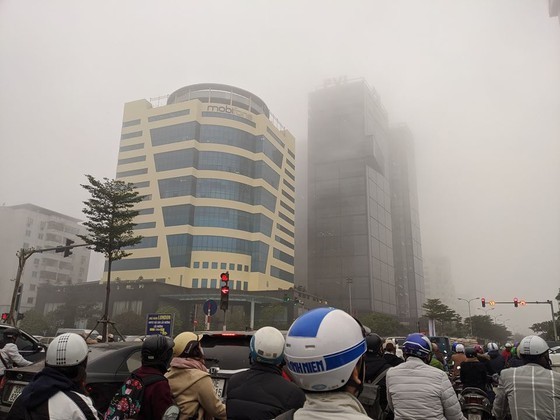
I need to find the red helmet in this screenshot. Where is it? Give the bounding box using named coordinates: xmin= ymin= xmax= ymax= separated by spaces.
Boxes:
xmin=474 ymin=344 xmax=483 ymax=354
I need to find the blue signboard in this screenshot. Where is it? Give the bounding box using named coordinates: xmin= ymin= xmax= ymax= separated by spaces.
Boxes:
xmin=146 ymin=313 xmax=174 ymax=336
xmin=203 ymin=299 xmax=218 ymax=316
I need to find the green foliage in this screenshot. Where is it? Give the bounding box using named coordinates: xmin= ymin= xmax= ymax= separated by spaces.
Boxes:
xmin=422 ymin=299 xmax=462 ymax=336
xmin=157 ymin=305 xmax=183 ymax=334
xmin=18 ymin=310 xmax=50 ymax=336
xmin=78 ymin=174 xmax=143 ymax=260
xmin=530 ymin=319 xmax=560 ymax=341
xmin=359 ymin=312 xmax=407 ymax=337
xmin=112 ymin=311 xmax=146 ymax=335
xmin=255 ymin=304 xmax=290 ymax=330
xmin=44 ymin=303 xmax=102 ymax=334
xmin=465 ymin=315 xmax=512 ymax=343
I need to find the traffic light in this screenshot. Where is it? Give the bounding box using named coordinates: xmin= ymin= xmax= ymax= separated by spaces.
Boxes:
xmin=220 ymin=272 xmax=229 ymax=283
xmin=481 ymin=297 xmax=486 ymax=308
xmin=1 ymin=313 xmax=8 ymax=321
xmin=520 ymin=300 xmax=526 ymax=306
xmin=513 ymin=297 xmax=518 ymax=307
xmin=220 ymin=285 xmax=229 ymax=310
xmin=489 ymin=300 xmax=496 ymax=306
xmin=64 ymin=239 xmax=74 ymax=257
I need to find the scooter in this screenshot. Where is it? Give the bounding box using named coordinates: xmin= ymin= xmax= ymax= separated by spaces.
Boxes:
xmin=458 ymin=387 xmax=493 ymax=420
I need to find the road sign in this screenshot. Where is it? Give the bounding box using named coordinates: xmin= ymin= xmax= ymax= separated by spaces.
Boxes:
xmin=146 ymin=313 xmax=174 ymax=336
xmin=203 ymin=299 xmax=218 ymax=316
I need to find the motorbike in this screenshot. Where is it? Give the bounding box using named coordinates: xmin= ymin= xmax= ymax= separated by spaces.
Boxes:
xmin=458 ymin=387 xmax=493 ymax=420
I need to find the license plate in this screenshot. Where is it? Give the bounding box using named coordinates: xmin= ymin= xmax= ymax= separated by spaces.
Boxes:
xmin=8 ymin=385 xmax=24 ymax=404
xmin=211 ymin=378 xmax=225 ymax=398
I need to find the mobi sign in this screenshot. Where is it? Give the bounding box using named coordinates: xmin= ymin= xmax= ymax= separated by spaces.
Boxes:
xmin=206 ymin=104 xmax=253 ymax=121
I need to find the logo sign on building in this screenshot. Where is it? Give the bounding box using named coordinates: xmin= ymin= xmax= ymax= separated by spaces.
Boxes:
xmin=146 ymin=313 xmax=174 ymax=336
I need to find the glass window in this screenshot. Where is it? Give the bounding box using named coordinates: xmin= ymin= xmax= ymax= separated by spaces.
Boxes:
xmin=237 ymin=264 xmax=242 ymax=271
xmin=266 ymin=127 xmax=285 ymax=147
xmin=201 ymin=278 xmax=208 ymax=288
xmin=210 ymin=278 xmax=217 ymax=288
xmin=134 ymin=222 xmax=156 ymax=229
xmin=133 ymin=181 xmax=150 ymax=189
xmin=273 ymin=248 xmax=295 ymax=265
xmin=116 ymin=168 xmax=147 ymax=178
xmin=220 ymin=263 xmax=227 ymax=269
xmin=243 ymin=281 xmax=248 ymax=290
xmin=123 ymin=119 xmax=141 ymax=128
xmin=27 ymin=297 xmax=34 ymax=304
xmin=236 ymin=281 xmax=242 ymax=290
xmin=109 ymin=257 xmax=160 ymax=271
xmin=244 ymin=265 xmax=249 ymax=272
xmin=193 ymin=262 xmax=200 ymax=268
xmin=270 ymin=266 xmax=294 ymax=283
xmin=137 ymin=207 xmax=154 ymax=215
xmin=120 ymin=143 xmax=144 ymax=152
xmin=229 ymin=263 xmax=235 ymax=270
xmin=202 ymin=111 xmax=256 ymax=128
xmin=211 ymin=262 xmax=218 ymax=269
xmin=192 ymin=278 xmax=199 ymax=288
xmin=150 ymin=121 xmax=197 ymax=146
xmin=121 ymin=131 xmax=142 ymax=140
xmin=127 ymin=236 xmax=157 ymax=249
xmin=118 ymin=155 xmax=146 ymax=165
xmin=148 ymin=109 xmax=190 ymax=122
xmin=202 ymin=262 xmax=209 ymax=269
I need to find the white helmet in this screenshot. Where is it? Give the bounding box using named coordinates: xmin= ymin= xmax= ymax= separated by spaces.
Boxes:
xmin=487 ymin=342 xmax=499 ymax=352
xmin=455 ymin=344 xmax=465 ymax=353
xmin=505 ymin=342 xmax=513 ymax=348
xmin=284 ymin=307 xmax=366 ymax=392
xmin=518 ymin=335 xmax=549 ymax=356
xmin=250 ymin=326 xmax=285 ymax=364
xmin=46 ymin=333 xmax=89 ymax=367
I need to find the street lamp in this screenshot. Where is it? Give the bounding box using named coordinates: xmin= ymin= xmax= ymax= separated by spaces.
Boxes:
xmin=458 ymin=297 xmax=480 ymax=337
xmin=492 ymin=313 xmax=503 ymax=323
xmin=477 ymin=307 xmax=495 ymax=316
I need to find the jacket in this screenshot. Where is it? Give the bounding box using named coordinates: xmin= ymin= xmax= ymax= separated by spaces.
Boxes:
xmin=135 ymin=365 xmax=175 ymax=420
xmin=0 ymin=343 xmax=33 ymax=375
xmin=488 ymin=352 xmax=506 ymax=375
xmin=290 ymin=391 xmax=370 ymax=420
xmin=226 ymin=362 xmax=305 ymax=419
xmin=386 ymin=356 xmax=466 ymax=420
xmin=451 ymin=353 xmax=467 ymax=377
xmin=166 ymin=359 xmax=226 ymax=420
xmin=459 ymin=359 xmax=488 ymax=391
xmin=493 ymin=363 xmax=560 ymax=420
xmin=383 ymin=352 xmax=404 ymax=367
xmin=7 ymin=366 xmax=99 ymax=420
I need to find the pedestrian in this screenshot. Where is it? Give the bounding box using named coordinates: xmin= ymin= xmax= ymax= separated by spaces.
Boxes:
xmin=132 ymin=335 xmax=177 ymax=419
xmin=166 ymin=331 xmax=226 ymax=420
xmin=280 ymin=307 xmax=370 ymax=419
xmin=7 ymin=333 xmax=99 ymax=419
xmin=360 ymin=333 xmax=392 ymax=419
xmin=493 ymin=335 xmax=559 ymax=420
xmin=385 ymin=333 xmax=466 ymax=420
xmin=226 ymin=326 xmax=305 ymax=419
xmin=382 ymin=340 xmax=404 ymax=367
xmin=0 ymin=328 xmax=33 ymax=379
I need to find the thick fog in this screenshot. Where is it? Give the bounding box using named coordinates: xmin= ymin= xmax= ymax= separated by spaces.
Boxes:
xmin=1 ymin=1 xmax=559 ymax=334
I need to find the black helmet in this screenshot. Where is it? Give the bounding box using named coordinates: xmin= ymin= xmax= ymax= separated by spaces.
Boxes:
xmin=465 ymin=347 xmax=477 ymax=358
xmin=142 ymin=335 xmax=174 ymax=370
xmin=366 ymin=333 xmax=383 ymax=355
xmin=3 ymin=328 xmax=20 ymax=340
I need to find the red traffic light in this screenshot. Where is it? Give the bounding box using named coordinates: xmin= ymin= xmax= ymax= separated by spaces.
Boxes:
xmin=513 ymin=297 xmax=519 ymax=308
xmin=1 ymin=313 xmax=8 ymax=321
xmin=221 ymin=285 xmax=230 ymax=295
xmin=481 ymin=297 xmax=486 ymax=308
xmin=220 ymin=272 xmax=229 ymax=283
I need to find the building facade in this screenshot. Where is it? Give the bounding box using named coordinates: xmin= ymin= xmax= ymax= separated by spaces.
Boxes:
xmin=0 ymin=204 xmax=90 ymax=314
xmin=389 ymin=125 xmax=425 ymax=325
xmin=112 ymin=84 xmax=296 ymax=292
xmin=423 ymin=256 xmax=457 ymax=311
xmin=307 ymin=78 xmax=425 ymax=323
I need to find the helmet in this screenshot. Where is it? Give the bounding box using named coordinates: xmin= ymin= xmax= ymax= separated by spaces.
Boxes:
xmin=250 ymin=326 xmax=285 ymax=365
xmin=173 ymin=332 xmax=202 ymax=358
xmin=473 ymin=344 xmax=484 ymax=354
xmin=46 ymin=333 xmax=89 ymax=367
xmin=452 ymin=342 xmax=458 ymax=352
xmin=505 ymin=342 xmax=513 ymax=348
xmin=465 ymin=347 xmax=477 ymax=358
xmin=142 ymin=335 xmax=174 ymax=367
xmin=487 ymin=342 xmax=499 ymax=352
xmin=402 ymin=333 xmax=432 ymax=359
xmin=366 ymin=333 xmax=383 ymax=355
xmin=455 ymin=344 xmax=465 ymax=353
xmin=3 ymin=328 xmax=20 ymax=340
xmin=284 ymin=307 xmax=366 ymax=392
xmin=518 ymin=335 xmax=549 ymax=357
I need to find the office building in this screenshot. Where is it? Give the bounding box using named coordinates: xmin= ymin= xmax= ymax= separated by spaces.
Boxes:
xmin=423 ymin=255 xmax=456 ymax=310
xmin=112 ymin=83 xmax=296 ymax=292
xmin=307 ymin=78 xmax=425 ymax=323
xmin=0 ymin=204 xmax=91 ymax=314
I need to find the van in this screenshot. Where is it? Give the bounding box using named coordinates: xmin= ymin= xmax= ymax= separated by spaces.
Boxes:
xmin=55 ymin=328 xmax=100 ymax=340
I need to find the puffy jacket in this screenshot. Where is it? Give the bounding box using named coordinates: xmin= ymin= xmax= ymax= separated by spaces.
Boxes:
xmin=0 ymin=343 xmax=33 ymax=375
xmin=386 ymin=356 xmax=466 ymax=420
xmin=166 ymin=359 xmax=226 ymax=420
xmin=134 ymin=366 xmax=175 ymax=420
xmin=226 ymin=363 xmax=305 ymax=419
xmin=290 ymin=391 xmax=370 ymax=420
xmin=493 ymin=363 xmax=560 ymax=420
xmin=451 ymin=353 xmax=467 ymax=378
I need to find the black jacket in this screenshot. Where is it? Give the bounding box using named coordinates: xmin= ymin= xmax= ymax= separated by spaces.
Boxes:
xmin=226 ymin=363 xmax=305 ymax=420
xmin=383 ymin=353 xmax=404 ymax=367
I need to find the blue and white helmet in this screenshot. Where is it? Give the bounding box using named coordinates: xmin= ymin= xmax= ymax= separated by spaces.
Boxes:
xmin=402 ymin=333 xmax=432 ymax=359
xmin=250 ymin=326 xmax=285 ymax=365
xmin=284 ymin=307 xmax=366 ymax=392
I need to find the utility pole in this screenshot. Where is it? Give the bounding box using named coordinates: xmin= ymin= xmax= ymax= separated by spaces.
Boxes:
xmin=458 ymin=297 xmax=480 ymax=337
xmin=346 ymin=278 xmax=353 ymax=316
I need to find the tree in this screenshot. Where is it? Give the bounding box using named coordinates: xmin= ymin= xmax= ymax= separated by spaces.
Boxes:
xmin=157 ymin=305 xmax=183 ymax=335
xmin=359 ymin=312 xmax=407 ymax=337
xmin=112 ymin=311 xmax=146 ymax=335
xmin=78 ymin=175 xmax=143 ymax=341
xmin=422 ymin=299 xmax=462 ymax=336
xmin=19 ymin=310 xmax=50 ymax=336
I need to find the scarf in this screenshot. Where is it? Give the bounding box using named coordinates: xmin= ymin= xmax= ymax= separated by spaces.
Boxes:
xmin=170 ymin=357 xmax=208 ymax=372
xmin=20 ymin=366 xmax=82 ymax=409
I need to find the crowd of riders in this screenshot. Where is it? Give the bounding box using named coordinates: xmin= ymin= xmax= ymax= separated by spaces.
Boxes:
xmin=2 ymin=309 xmax=559 ymax=420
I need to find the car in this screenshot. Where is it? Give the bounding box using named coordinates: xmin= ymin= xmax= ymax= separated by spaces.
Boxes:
xmin=0 ymin=324 xmax=45 ymax=364
xmin=0 ymin=341 xmax=143 ymax=418
xmin=199 ymin=331 xmax=255 ymax=400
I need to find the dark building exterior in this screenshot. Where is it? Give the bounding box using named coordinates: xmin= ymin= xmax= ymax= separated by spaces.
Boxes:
xmin=307 ymin=78 xmax=424 ymax=324
xmin=389 ymin=125 xmax=425 ymax=326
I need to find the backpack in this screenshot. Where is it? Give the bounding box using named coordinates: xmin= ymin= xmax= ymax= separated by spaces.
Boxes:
xmin=359 ymin=367 xmax=390 ymax=420
xmin=104 ymin=371 xmax=165 ymax=420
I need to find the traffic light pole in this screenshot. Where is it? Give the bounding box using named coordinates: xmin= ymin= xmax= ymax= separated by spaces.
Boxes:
xmin=8 ymin=243 xmax=89 ymax=326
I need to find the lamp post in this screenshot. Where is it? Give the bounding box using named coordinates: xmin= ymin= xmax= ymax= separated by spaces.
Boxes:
xmin=458 ymin=297 xmax=480 ymax=337
xmin=346 ymin=278 xmax=353 ymax=315
xmin=477 ymin=307 xmax=495 ymax=316
xmin=492 ymin=313 xmax=503 ymax=323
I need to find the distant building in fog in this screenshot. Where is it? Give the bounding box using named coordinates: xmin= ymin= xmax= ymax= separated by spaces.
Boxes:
xmin=0 ymin=204 xmax=90 ymax=314
xmin=306 ymin=78 xmax=425 ymax=325
xmin=423 ymin=255 xmax=456 ymax=309
xmin=112 ymin=83 xmax=296 ymax=292
xmin=550 ymin=0 xmax=559 ymax=25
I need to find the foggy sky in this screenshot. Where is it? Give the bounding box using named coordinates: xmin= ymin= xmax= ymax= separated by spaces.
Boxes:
xmin=1 ymin=0 xmax=559 ymax=334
